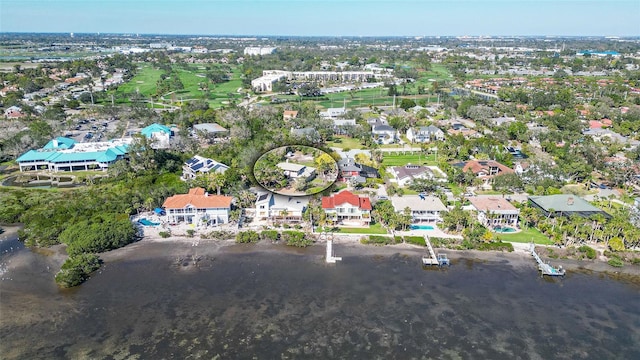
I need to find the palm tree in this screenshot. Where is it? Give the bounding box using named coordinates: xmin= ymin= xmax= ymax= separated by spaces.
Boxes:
xmin=279 ymin=209 xmax=290 ymax=221
xmin=208 ymin=171 xmax=226 ymax=195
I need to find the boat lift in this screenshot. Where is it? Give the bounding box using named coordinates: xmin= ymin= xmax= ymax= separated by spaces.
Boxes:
xmin=530 ymin=243 xmax=565 ymax=277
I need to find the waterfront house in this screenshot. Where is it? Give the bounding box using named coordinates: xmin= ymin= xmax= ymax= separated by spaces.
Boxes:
xmin=468 ymin=196 xmax=520 ymax=228
xmin=528 ymin=195 xmax=611 ymax=219
xmin=321 ymin=190 xmax=372 ymax=225
xmin=255 ymin=192 xmax=308 ymax=223
xmin=163 ymin=187 xmax=232 ymax=225
xmin=390 ymin=195 xmax=447 ymax=223
xmin=182 ymin=155 xmax=229 ymax=180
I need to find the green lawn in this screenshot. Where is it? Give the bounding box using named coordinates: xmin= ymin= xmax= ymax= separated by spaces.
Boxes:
xmin=112 ymin=63 xmax=243 ymax=109
xmin=326 ymin=136 xmax=364 ymax=150
xmin=382 ymin=153 xmax=436 ymax=166
xmin=414 ymin=63 xmax=453 ymax=85
xmin=322 ymin=222 xmax=388 ymax=234
xmin=115 ymin=65 xmax=164 ymax=96
xmin=497 ymin=227 xmax=554 ymax=245
xmin=475 ymin=190 xmax=503 ymax=195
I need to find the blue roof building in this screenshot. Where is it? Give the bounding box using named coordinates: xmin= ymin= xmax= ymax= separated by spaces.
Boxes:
xmin=16 ymin=137 xmax=131 ymax=172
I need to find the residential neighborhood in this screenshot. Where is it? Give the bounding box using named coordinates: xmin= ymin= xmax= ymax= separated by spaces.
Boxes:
xmin=1 ymin=33 xmax=640 ymax=290
xmin=2 ymin=2 xmax=640 ymax=357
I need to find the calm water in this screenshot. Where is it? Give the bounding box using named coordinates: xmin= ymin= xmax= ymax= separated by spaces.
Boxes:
xmin=1 ymin=239 xmax=639 ymax=359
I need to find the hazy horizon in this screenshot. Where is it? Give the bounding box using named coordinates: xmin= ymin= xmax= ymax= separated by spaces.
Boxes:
xmin=2 ymin=1 xmax=639 ymax=37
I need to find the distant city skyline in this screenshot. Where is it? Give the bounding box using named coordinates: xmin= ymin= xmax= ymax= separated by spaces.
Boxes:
xmin=2 ymin=0 xmax=639 ymax=37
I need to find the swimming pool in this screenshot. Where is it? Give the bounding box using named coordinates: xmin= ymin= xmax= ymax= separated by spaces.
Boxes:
xmin=138 ymin=218 xmax=160 ymax=226
xmin=494 ymin=226 xmax=516 ymax=233
xmin=410 ymin=224 xmax=435 ymax=230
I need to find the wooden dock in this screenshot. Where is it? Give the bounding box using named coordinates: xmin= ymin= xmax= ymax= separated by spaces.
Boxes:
xmin=529 ymin=243 xmax=565 ymax=277
xmin=422 ymin=236 xmax=449 ymax=266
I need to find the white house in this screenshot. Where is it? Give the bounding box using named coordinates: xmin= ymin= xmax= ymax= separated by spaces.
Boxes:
xmin=320 ymin=107 xmax=346 ymax=119
xmin=182 ymin=155 xmax=229 ymax=180
xmin=255 ymin=192 xmax=309 ymax=223
xmin=406 ymin=125 xmax=445 ymax=143
xmin=244 ymin=47 xmax=277 ymax=56
xmin=390 ymin=195 xmax=448 ymax=223
xmin=321 ymin=190 xmax=372 ymax=225
xmin=371 ymin=121 xmax=398 ymax=145
xmin=277 ymin=162 xmax=316 ymax=180
xmin=140 ymin=123 xmax=173 ymax=147
xmin=468 ymin=196 xmax=519 ymax=228
xmin=388 ymin=165 xmax=435 ymax=187
xmin=162 ymin=188 xmax=232 ymax=225
xmin=192 ymin=123 xmax=229 ymax=138
xmin=333 ymin=119 xmax=356 ymax=135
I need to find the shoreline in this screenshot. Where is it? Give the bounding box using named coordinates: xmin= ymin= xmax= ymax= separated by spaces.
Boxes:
xmin=3 ymin=225 xmax=640 ymax=281
xmin=99 ymin=231 xmax=640 ymax=278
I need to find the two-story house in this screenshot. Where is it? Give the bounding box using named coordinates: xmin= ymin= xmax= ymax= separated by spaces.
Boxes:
xmin=454 ymin=160 xmax=514 ymax=186
xmin=255 ymin=192 xmax=309 ymax=223
xmin=337 ymin=158 xmax=379 ymax=184
xmin=182 ymin=155 xmax=229 ymax=180
xmin=163 ymin=188 xmax=232 ymax=225
xmin=390 ymin=195 xmax=448 ymax=223
xmin=468 ymin=196 xmax=519 ymax=229
xmin=406 ymin=125 xmax=445 ymax=143
xmin=371 ymin=121 xmax=398 ymax=145
xmin=321 ymin=190 xmax=372 ymax=225
xmin=141 ymin=123 xmax=173 ymax=147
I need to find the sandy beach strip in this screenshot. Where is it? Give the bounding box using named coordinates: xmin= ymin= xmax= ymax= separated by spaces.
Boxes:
xmin=94 ymin=229 xmax=640 ymax=278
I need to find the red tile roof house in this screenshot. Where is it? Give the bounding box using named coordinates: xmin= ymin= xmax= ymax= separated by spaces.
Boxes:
xmin=468 ymin=196 xmax=519 ymax=229
xmin=283 ymin=110 xmax=298 ymax=121
xmin=162 ymin=188 xmax=233 ymax=226
xmin=462 ymin=160 xmax=514 ymax=177
xmin=456 ymin=160 xmax=515 ymax=188
xmin=4 ymin=105 xmax=26 ymax=119
xmin=322 ymin=190 xmax=372 ymax=226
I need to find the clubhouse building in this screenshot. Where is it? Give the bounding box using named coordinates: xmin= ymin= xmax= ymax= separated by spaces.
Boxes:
xmin=16 ymin=137 xmax=131 ymax=172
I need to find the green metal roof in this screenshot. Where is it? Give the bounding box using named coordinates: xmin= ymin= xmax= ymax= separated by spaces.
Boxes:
xmin=528 ymin=195 xmax=604 ymax=213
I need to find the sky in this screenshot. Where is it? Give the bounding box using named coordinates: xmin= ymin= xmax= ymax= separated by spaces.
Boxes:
xmin=1 ymin=0 xmax=639 ymax=37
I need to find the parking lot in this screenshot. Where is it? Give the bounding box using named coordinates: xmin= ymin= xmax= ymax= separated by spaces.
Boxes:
xmin=64 ymin=117 xmax=128 ymax=144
